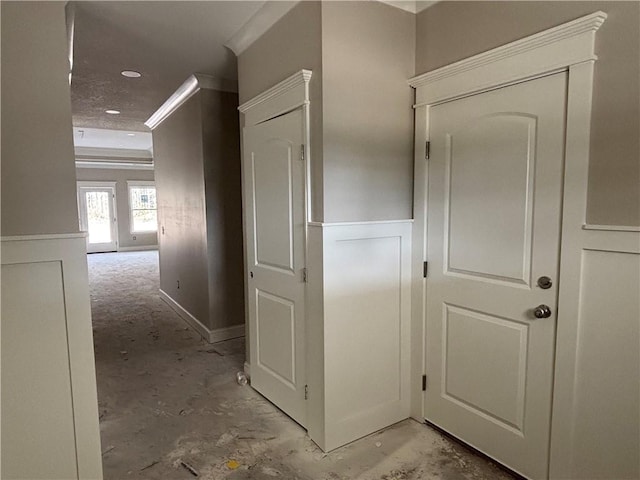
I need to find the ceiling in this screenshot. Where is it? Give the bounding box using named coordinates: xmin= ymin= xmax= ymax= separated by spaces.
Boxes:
xmin=73 ymin=127 xmax=152 ymax=151
xmin=70 ymin=1 xmax=266 ymax=132
xmin=70 ymin=1 xmax=438 ymax=137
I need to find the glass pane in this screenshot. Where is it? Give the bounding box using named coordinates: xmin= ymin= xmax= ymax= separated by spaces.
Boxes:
xmin=85 ymin=191 xmax=111 ymax=244
xmin=130 ymin=187 xmax=157 ymax=210
xmin=132 ymin=209 xmax=157 ymax=232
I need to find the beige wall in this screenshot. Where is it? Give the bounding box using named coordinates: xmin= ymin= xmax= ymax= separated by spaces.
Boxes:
xmin=1 ymin=1 xmax=80 ymax=236
xmin=416 ymin=1 xmax=640 ymax=227
xmin=153 ymin=89 xmax=244 ymax=332
xmin=238 ymin=1 xmax=415 ymax=223
xmin=153 ymin=93 xmax=210 ymax=327
xmin=238 ymin=1 xmax=324 ymax=221
xmin=201 ymin=89 xmax=245 ymax=330
xmin=75 ymin=167 xmax=157 ymax=249
xmin=321 ymin=1 xmax=415 ymax=222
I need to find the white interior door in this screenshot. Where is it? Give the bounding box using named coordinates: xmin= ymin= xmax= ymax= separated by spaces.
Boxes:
xmin=243 ymin=108 xmax=307 ymax=427
xmin=424 ymin=73 xmax=567 ymax=479
xmin=78 ymin=184 xmax=118 ymax=253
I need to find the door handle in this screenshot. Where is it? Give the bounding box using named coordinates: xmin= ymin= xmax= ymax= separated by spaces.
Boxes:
xmin=533 ymin=304 xmax=552 ymax=319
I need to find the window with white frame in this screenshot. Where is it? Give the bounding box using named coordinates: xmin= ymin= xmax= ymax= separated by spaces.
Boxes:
xmin=128 ymin=181 xmax=157 ymax=233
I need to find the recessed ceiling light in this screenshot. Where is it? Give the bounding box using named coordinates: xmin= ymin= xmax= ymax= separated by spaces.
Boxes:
xmin=105 ymin=109 xmax=120 ymax=115
xmin=121 ymin=70 xmax=141 ymax=78
xmin=127 ymin=133 xmax=135 ymax=136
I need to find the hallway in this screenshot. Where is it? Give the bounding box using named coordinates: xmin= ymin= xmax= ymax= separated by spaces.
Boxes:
xmin=88 ymin=251 xmax=514 ymax=480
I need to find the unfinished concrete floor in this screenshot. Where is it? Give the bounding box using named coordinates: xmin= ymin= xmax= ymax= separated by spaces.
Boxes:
xmin=89 ymin=251 xmax=515 ymax=480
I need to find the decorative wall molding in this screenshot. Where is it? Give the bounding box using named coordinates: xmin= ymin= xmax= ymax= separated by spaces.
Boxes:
xmin=308 ymin=219 xmax=414 ymax=228
xmin=75 ymin=146 xmax=152 ymax=160
xmin=77 ymin=180 xmax=117 ymax=188
xmin=145 ymin=73 xmax=237 ymax=130
xmin=76 ymin=160 xmax=154 ymax=170
xmin=225 ymin=1 xmax=299 ymax=56
xmin=1 ymin=234 xmax=102 ymax=479
xmin=378 ymin=0 xmax=439 ymax=14
xmin=0 ymin=232 xmax=87 ymax=242
xmin=238 ymin=69 xmax=312 ymax=125
xmin=159 ymin=289 xmax=244 ymax=344
xmin=239 ymin=69 xmax=313 ymax=221
xmin=409 ymin=11 xmax=607 ymax=106
xmin=582 ymin=224 xmax=640 ymax=232
xmin=307 ymin=220 xmax=412 ymax=451
xmin=551 ymin=227 xmax=639 ymax=478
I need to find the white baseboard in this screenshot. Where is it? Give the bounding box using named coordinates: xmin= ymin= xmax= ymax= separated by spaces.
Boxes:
xmin=158 ymin=289 xmax=244 ymax=344
xmin=210 ymin=324 xmax=245 ymax=343
xmin=118 ymin=245 xmax=158 ymax=252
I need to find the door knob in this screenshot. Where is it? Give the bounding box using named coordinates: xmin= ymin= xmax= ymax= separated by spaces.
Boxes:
xmin=533 ymin=304 xmax=552 ymax=319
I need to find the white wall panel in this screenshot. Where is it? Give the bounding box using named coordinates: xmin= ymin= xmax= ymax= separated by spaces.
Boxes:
xmin=551 ymin=228 xmax=640 ymax=479
xmin=1 ymin=234 xmax=103 ymax=480
xmin=313 ymin=220 xmax=412 ymax=450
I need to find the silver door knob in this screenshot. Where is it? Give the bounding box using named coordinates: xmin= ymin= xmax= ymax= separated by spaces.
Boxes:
xmin=533 ymin=304 xmax=552 ymax=318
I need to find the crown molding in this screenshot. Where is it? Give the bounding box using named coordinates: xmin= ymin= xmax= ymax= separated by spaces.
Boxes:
xmin=378 ymin=1 xmax=439 ymax=14
xmin=74 ymin=146 xmax=152 ymax=159
xmin=409 ymin=11 xmax=607 ymax=91
xmin=225 ymin=1 xmax=299 ymax=56
xmin=145 ymin=74 xmax=237 ymax=130
xmin=75 ymin=161 xmax=154 ymax=171
xmin=239 ymin=69 xmax=312 ymax=114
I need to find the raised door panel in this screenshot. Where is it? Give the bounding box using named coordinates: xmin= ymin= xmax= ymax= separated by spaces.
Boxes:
xmin=443 ymin=305 xmax=528 ymax=433
xmin=446 ymin=114 xmax=535 ymax=286
xmin=253 ymin=139 xmax=295 ymax=274
xmin=256 ymin=290 xmax=297 ymax=386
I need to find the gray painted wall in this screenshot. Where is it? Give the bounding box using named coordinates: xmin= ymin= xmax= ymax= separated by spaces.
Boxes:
xmin=75 ymin=167 xmax=158 ymax=249
xmin=238 ymin=1 xmax=415 ymax=223
xmin=153 ymin=90 xmax=244 ymax=332
xmin=154 ymin=93 xmax=210 ymax=327
xmin=416 ymin=1 xmax=640 ymax=227
xmin=1 ymin=2 xmax=80 ymax=236
xmin=321 ymin=1 xmax=415 ymax=222
xmin=201 ymin=89 xmax=245 ymax=331
xmin=238 ymin=1 xmax=324 ymax=221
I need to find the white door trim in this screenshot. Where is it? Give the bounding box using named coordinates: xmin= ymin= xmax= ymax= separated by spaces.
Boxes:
xmin=408 ymin=11 xmax=607 ymax=479
xmin=408 ymin=11 xmax=606 ymax=105
xmin=238 ymin=68 xmax=313 ymax=425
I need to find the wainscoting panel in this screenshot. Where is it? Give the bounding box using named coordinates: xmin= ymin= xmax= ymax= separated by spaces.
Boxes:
xmin=311 ymin=220 xmax=412 ymax=450
xmin=551 ymin=227 xmax=640 ymax=479
xmin=1 ymin=234 xmax=103 ymax=480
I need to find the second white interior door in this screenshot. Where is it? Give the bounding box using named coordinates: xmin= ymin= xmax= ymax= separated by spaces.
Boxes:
xmin=243 ymin=108 xmax=307 ymax=427
xmin=424 ymin=72 xmax=567 ymax=479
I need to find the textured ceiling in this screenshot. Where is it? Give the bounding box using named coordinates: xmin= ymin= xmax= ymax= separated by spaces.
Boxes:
xmin=70 ymin=1 xmax=265 ymax=132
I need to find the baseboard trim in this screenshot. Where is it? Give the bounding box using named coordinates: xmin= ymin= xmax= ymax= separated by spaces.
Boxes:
xmin=159 ymin=289 xmax=210 ymax=340
xmin=118 ymin=245 xmax=158 ymax=252
xmin=210 ymin=324 xmax=245 ymax=343
xmin=158 ymin=289 xmax=245 ymax=344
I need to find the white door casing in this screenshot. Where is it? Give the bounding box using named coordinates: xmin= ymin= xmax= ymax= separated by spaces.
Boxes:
xmin=409 ymin=11 xmax=607 ymax=480
xmin=77 ymin=181 xmax=118 ymax=253
xmin=424 ymin=72 xmax=566 ymax=479
xmin=243 ymin=108 xmax=308 ymax=427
